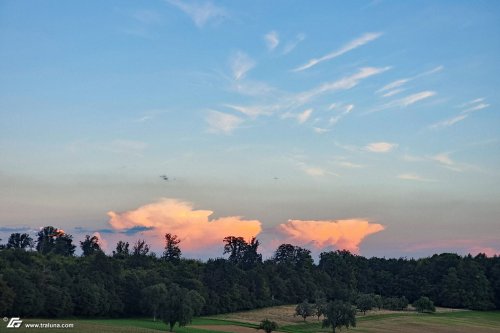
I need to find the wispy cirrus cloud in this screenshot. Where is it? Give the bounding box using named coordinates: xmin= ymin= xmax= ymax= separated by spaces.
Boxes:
xmin=367 ymin=90 xmax=436 ymax=114
xmin=365 ymin=142 xmax=398 ymax=153
xmin=293 ymin=32 xmax=382 ymax=72
xmin=429 ymin=114 xmax=468 ymax=129
xmin=429 ymin=98 xmax=489 ymax=129
xmin=224 ymin=104 xmax=274 ymax=118
xmin=283 ymin=33 xmax=306 ymax=55
xmin=166 ymin=0 xmax=227 ymax=27
xmin=296 ymin=67 xmax=390 ymax=104
xmin=398 ymin=91 xmax=436 ymax=107
xmin=329 ymin=104 xmax=354 ymax=125
xmin=206 ymin=110 xmax=244 ymax=134
xmin=282 ymin=108 xmax=314 ymax=124
xmin=397 ymin=173 xmax=436 ymax=182
xmin=381 ymin=88 xmax=405 ymax=98
xmin=264 ymin=31 xmax=279 ymax=51
xmin=230 ymin=51 xmax=256 ymax=80
xmin=376 ymin=66 xmax=443 ymax=96
xmin=336 ymin=161 xmax=364 ymax=169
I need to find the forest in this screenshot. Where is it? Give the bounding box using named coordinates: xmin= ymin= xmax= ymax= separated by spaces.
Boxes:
xmin=1 ymin=226 xmax=499 ymax=320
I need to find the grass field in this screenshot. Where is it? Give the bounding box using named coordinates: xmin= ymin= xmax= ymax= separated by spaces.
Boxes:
xmin=2 ymin=308 xmax=499 ymax=333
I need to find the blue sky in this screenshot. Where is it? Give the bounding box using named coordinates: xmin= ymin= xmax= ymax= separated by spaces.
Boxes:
xmin=1 ymin=0 xmax=499 ymax=258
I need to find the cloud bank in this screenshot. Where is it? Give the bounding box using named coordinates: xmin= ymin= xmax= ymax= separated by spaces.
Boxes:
xmin=106 ymin=199 xmax=386 ymax=256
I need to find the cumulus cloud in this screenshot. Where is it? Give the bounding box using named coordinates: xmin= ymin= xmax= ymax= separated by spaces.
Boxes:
xmin=108 ymin=198 xmax=262 ymax=252
xmin=293 ymin=32 xmax=382 ymax=72
xmin=206 ymin=110 xmax=244 ymax=134
xmin=278 ymin=219 xmax=385 ymax=253
xmin=365 ymin=142 xmax=398 ymax=153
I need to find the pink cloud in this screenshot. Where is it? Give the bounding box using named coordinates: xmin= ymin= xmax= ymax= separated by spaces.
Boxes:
xmin=277 ymin=219 xmax=385 ymax=254
xmin=107 ymin=198 xmax=262 ymax=252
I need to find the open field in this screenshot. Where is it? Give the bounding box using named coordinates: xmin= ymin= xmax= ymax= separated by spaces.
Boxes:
xmin=2 ymin=309 xmax=500 ymax=333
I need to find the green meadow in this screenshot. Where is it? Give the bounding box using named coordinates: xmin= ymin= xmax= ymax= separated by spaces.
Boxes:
xmin=4 ymin=309 xmax=500 ymax=333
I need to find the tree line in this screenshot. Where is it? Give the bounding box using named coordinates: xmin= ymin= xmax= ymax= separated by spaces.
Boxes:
xmin=0 ymin=226 xmax=499 ymax=323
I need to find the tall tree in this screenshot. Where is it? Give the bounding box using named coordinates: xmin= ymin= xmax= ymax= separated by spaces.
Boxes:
xmin=163 ymin=233 xmax=181 ymax=262
xmin=80 ymin=235 xmax=102 ymax=256
xmin=322 ymin=300 xmax=356 ymax=333
xmin=7 ymin=233 xmax=34 ymax=250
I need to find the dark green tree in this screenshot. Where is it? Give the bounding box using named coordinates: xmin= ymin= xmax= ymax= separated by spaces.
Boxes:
xmin=7 ymin=233 xmax=34 ymax=250
xmin=322 ymin=300 xmax=356 ymax=333
xmin=372 ymin=294 xmax=383 ymax=310
xmin=439 ymin=267 xmax=463 ymax=308
xmin=257 ymin=319 xmax=279 ymax=333
xmin=413 ymin=296 xmax=436 ymax=313
xmin=223 ymin=236 xmax=262 ymax=269
xmin=36 ymin=226 xmax=75 ymax=256
xmin=356 ymin=294 xmax=374 ymax=315
xmin=80 ymin=235 xmax=102 ymax=256
xmin=113 ymin=240 xmax=130 ymax=258
xmin=133 ymin=239 xmax=150 ymax=256
xmin=141 ymin=283 xmax=168 ymax=321
xmin=163 ymin=233 xmax=182 ymax=262
xmin=0 ymin=276 xmax=15 ymax=315
xmin=36 ymin=226 xmax=60 ymax=254
xmin=160 ymin=283 xmax=205 ymax=332
xmin=314 ymin=290 xmax=327 ymax=320
xmin=274 ymin=244 xmax=313 ymax=270
xmin=295 ymin=299 xmax=314 ymax=322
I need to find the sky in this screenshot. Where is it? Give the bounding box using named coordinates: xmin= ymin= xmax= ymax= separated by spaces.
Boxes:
xmin=1 ymin=0 xmax=499 ymax=260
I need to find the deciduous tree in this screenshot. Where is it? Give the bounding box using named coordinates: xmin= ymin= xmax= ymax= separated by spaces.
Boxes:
xmin=322 ymin=300 xmax=356 ymax=333
xmin=80 ymin=235 xmax=102 ymax=256
xmin=295 ymin=299 xmax=314 ymax=322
